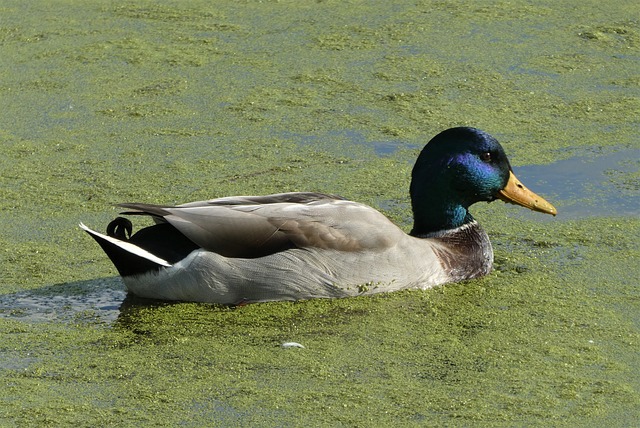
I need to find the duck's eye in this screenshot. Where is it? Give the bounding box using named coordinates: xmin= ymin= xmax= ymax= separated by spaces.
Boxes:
xmin=480 ymin=152 xmax=492 ymax=162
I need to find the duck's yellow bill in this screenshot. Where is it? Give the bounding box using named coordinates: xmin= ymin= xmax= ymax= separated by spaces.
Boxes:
xmin=497 ymin=171 xmax=557 ymax=216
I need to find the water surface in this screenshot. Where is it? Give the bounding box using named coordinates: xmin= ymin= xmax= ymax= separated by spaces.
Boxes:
xmin=1 ymin=1 xmax=638 ymax=426
xmin=518 ymin=148 xmax=640 ymax=218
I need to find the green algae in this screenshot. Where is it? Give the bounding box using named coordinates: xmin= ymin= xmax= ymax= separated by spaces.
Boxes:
xmin=1 ymin=0 xmax=639 ymax=426
xmin=2 ymin=217 xmax=639 ymax=425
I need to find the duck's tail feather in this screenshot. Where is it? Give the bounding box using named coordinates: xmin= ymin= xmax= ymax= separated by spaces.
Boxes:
xmin=80 ymin=223 xmax=171 ymax=277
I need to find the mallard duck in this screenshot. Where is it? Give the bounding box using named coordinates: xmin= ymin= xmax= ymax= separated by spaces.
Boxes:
xmin=81 ymin=127 xmax=556 ymax=304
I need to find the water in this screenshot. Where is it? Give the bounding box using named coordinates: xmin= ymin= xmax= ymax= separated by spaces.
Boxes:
xmin=518 ymin=148 xmax=640 ymax=218
xmin=1 ymin=1 xmax=638 ymax=425
xmin=0 ymin=277 xmax=125 ymax=324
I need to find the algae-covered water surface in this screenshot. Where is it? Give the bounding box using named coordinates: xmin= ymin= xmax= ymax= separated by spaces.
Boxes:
xmin=1 ymin=0 xmax=639 ymax=426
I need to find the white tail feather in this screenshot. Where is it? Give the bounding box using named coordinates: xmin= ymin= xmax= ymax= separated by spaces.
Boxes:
xmin=79 ymin=223 xmax=172 ymax=267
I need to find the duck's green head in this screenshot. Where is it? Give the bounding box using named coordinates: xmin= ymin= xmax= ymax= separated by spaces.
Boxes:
xmin=410 ymin=127 xmax=556 ymax=236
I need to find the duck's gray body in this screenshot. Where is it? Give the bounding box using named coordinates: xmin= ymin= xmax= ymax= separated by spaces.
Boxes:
xmin=81 ymin=193 xmax=493 ymax=304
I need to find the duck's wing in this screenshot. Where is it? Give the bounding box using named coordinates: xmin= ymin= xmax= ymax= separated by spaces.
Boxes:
xmin=119 ymin=192 xmax=404 ymax=258
xmin=178 ymin=192 xmax=344 ymax=207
